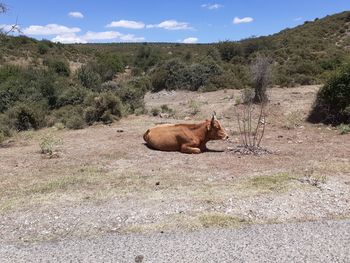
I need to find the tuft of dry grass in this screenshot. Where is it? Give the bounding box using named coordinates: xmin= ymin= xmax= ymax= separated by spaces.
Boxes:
xmin=283 ymin=110 xmax=304 ymax=129
xmin=39 ymin=134 xmax=63 ymax=156
xmin=187 ymin=99 xmax=201 ymax=116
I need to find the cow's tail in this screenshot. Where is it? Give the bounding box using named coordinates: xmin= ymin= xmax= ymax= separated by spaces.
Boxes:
xmin=143 ymin=129 xmax=150 ymax=142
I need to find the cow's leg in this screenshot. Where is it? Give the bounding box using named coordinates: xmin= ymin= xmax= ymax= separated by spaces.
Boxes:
xmin=199 ymin=142 xmax=208 ymax=152
xmin=180 ymin=144 xmax=201 ymax=154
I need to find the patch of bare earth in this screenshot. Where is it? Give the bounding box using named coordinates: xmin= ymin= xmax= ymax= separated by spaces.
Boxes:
xmin=0 ymin=85 xmax=349 ymax=244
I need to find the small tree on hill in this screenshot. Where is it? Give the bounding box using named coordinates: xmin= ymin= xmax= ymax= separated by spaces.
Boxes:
xmin=250 ymin=55 xmax=272 ymax=103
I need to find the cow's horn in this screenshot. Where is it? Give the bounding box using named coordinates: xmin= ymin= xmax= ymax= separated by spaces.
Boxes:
xmin=212 ymin=111 xmax=217 ymax=120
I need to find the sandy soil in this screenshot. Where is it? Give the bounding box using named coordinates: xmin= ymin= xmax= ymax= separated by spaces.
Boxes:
xmin=0 ymin=85 xmax=349 ymax=244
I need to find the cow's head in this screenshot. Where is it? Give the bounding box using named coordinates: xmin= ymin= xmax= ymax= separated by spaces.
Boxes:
xmin=206 ymin=112 xmax=229 ymax=140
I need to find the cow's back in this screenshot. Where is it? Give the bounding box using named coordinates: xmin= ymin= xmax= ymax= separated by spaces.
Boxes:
xmin=143 ymin=124 xmax=184 ymax=151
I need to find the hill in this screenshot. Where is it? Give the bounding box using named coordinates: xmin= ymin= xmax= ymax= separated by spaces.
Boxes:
xmin=0 ymin=11 xmax=349 ymax=139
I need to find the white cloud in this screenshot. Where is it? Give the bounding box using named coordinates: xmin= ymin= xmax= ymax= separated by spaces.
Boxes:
xmin=83 ymin=31 xmax=122 ymax=40
xmin=51 ymin=31 xmax=145 ymax=43
xmin=201 ymin=3 xmax=223 ymax=10
xmin=52 ymin=33 xmax=87 ymax=44
xmin=293 ymin=17 xmax=302 ymax=21
xmin=119 ymin=34 xmax=145 ymax=42
xmin=106 ymin=20 xmax=145 ymax=29
xmin=233 ymin=17 xmax=254 ymax=24
xmin=182 ymin=37 xmax=198 ymax=44
xmin=68 ymin=11 xmax=84 ymax=19
xmin=146 ymin=20 xmax=192 ymax=30
xmin=23 ymin=24 xmax=81 ymax=35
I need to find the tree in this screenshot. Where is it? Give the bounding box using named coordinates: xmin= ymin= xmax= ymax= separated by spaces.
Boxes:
xmin=250 ymin=55 xmax=272 ymax=103
xmin=308 ymin=62 xmax=350 ymax=125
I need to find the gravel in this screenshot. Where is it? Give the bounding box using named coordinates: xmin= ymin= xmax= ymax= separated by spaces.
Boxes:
xmin=1 ymin=219 xmax=349 ymax=263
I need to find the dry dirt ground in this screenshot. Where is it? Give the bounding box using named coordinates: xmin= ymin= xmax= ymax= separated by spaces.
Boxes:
xmin=0 ymin=85 xmax=349 ymax=245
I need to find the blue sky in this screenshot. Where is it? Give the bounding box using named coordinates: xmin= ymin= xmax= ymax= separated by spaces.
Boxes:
xmin=1 ymin=0 xmax=349 ymax=43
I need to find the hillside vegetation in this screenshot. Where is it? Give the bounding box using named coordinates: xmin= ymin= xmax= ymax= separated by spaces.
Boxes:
xmin=0 ymin=11 xmax=350 ymax=139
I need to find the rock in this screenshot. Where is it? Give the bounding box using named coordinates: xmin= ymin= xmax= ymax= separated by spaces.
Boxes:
xmin=135 ymin=255 xmax=144 ymax=263
xmin=184 ymin=116 xmax=191 ymax=120
xmin=155 ymin=182 xmax=160 ymax=186
xmin=117 ymin=129 xmax=124 ymax=133
xmin=159 ymin=113 xmax=169 ymax=118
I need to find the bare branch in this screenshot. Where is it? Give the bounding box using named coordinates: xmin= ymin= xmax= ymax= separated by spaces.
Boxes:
xmin=0 ymin=5 xmax=21 ymax=37
xmin=0 ymin=3 xmax=8 ymax=14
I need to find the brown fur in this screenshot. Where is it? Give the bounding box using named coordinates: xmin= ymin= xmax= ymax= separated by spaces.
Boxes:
xmin=143 ymin=117 xmax=228 ymax=154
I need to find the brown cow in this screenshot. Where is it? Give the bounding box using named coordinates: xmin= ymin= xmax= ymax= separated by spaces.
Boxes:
xmin=143 ymin=113 xmax=228 ymax=154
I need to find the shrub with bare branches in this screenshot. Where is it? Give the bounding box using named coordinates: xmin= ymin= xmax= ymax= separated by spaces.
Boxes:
xmin=234 ymin=98 xmax=267 ymax=150
xmin=232 ymin=55 xmax=272 ymax=154
xmin=0 ymin=2 xmax=20 ymax=37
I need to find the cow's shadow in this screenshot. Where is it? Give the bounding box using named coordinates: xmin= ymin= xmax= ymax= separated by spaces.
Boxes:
xmin=204 ymin=148 xmax=225 ymax=153
xmin=143 ymin=143 xmax=224 ymax=153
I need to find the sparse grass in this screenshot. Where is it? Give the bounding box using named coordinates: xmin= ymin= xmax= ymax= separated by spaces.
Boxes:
xmin=15 ymin=130 xmax=35 ymax=141
xmin=296 ymin=167 xmax=327 ymax=188
xmin=245 ymin=172 xmax=293 ymax=193
xmin=188 ymin=99 xmax=201 ymax=115
xmin=29 ymin=176 xmax=87 ymax=194
xmin=310 ymin=161 xmax=350 ymax=174
xmin=198 ymin=213 xmax=248 ymax=228
xmin=283 ymin=110 xmax=304 ymax=129
xmin=234 ymin=96 xmax=242 ymax=105
xmin=126 ymin=213 xmax=248 ymax=233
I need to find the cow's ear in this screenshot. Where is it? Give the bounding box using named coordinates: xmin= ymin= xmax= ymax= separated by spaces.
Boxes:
xmin=211 ymin=112 xmax=216 ymax=126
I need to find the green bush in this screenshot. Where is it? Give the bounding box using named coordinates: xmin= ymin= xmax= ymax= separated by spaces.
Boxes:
xmin=77 ymin=64 xmax=102 ymax=91
xmin=117 ymin=76 xmax=149 ymax=113
xmin=150 ymin=59 xmax=228 ymax=92
xmin=84 ymin=92 xmax=123 ymax=124
xmin=337 ymin=123 xmax=350 ymax=134
xmin=51 ymin=105 xmax=84 ymax=128
xmin=134 ymin=45 xmax=160 ymax=71
xmin=56 ymin=84 xmax=87 ymax=107
xmin=217 ymin=41 xmax=243 ymax=62
xmin=308 ymin=62 xmax=350 ymax=124
xmin=37 ymin=42 xmax=49 ymax=54
xmin=44 ymin=58 xmax=70 ymax=76
xmin=0 ymin=67 xmax=58 ymax=112
xmin=93 ymin=53 xmax=123 ymax=81
xmin=5 ymin=102 xmax=47 ymax=131
xmin=65 ymin=115 xmax=85 ymax=130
